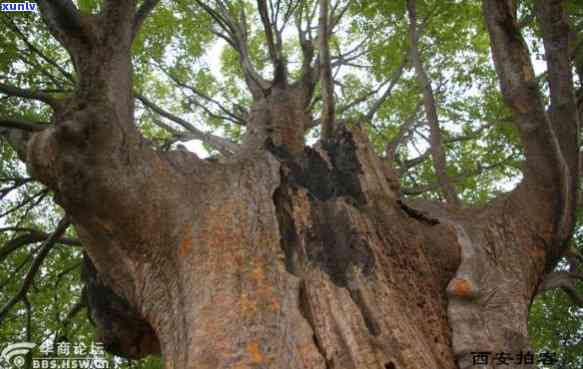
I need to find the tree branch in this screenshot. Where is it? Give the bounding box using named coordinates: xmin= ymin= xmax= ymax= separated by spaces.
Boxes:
xmin=155 ymin=64 xmax=246 ymax=125
xmin=37 ymin=0 xmax=88 ymax=46
xmin=1 ymin=15 xmax=75 ymax=83
xmin=0 ymin=119 xmax=50 ymax=132
xmin=193 ymin=0 xmax=270 ymax=99
xmin=133 ymin=0 xmax=161 ymax=37
xmin=365 ymin=54 xmax=409 ymax=122
xmin=0 ymin=83 xmax=60 ymax=108
xmin=0 ymin=217 xmax=70 ymax=324
xmin=257 ymin=0 xmax=281 ymax=77
xmin=385 ymin=101 xmax=423 ymax=163
xmin=136 ymin=93 xmax=239 ymax=156
xmin=482 ymin=0 xmax=558 ymax=187
xmin=0 ymin=230 xmax=81 ymax=262
xmin=407 ymin=0 xmax=460 ymax=207
xmin=319 ymin=0 xmax=335 ymax=140
xmin=536 ymin=0 xmax=580 ymax=240
xmin=537 ymin=271 xmax=583 ymax=307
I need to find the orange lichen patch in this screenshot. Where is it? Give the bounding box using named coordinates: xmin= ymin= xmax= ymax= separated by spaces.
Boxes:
xmin=178 ymin=234 xmax=193 ymax=257
xmin=522 ymin=64 xmax=534 ymax=81
xmin=528 ymin=246 xmax=545 ymax=261
xmin=240 ymin=294 xmax=258 ymax=315
xmin=250 ymin=266 xmax=265 ymax=283
xmin=271 ymin=298 xmax=281 ymax=311
xmin=178 ymin=224 xmax=193 ymax=257
xmin=247 ymin=341 xmax=265 ymax=364
xmin=448 ymin=278 xmax=476 ymax=299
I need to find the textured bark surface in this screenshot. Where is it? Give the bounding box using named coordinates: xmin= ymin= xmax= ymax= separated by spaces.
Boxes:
xmin=68 ymin=123 xmax=554 ymax=369
xmin=73 ymin=125 xmax=461 ymax=369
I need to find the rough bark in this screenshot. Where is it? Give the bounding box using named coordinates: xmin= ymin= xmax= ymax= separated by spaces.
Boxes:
xmin=5 ymin=1 xmax=579 ymax=369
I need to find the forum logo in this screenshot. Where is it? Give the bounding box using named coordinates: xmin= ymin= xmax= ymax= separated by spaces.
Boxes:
xmin=1 ymin=342 xmax=109 ymax=369
xmin=0 ymin=2 xmax=38 ymax=12
xmin=1 ymin=342 xmax=36 ymax=368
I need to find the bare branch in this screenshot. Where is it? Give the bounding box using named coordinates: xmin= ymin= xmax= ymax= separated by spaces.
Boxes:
xmin=193 ymin=0 xmax=270 ymax=98
xmin=0 ymin=178 xmax=34 ymax=201
xmin=329 ymin=0 xmax=353 ymax=33
xmin=136 ymin=93 xmax=239 ymax=156
xmin=155 ymin=64 xmax=246 ymax=125
xmin=365 ymin=55 xmax=409 ymax=122
xmin=257 ymin=0 xmax=280 ymax=69
xmin=401 ymin=154 xmax=513 ymax=196
xmin=1 ymin=15 xmax=75 ymax=83
xmin=407 ymin=0 xmax=459 ymax=206
xmin=385 ymin=101 xmax=423 ymax=162
xmin=0 ymin=189 xmax=49 ymax=219
xmin=319 ymin=0 xmax=335 ymax=140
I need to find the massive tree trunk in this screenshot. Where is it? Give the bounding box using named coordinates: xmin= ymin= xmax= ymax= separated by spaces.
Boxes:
xmin=69 ymin=120 xmax=552 ymax=369
xmin=3 ymin=1 xmax=579 ymax=369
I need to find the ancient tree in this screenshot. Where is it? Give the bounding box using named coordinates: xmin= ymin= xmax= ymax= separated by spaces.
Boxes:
xmin=0 ymin=0 xmax=581 ymax=368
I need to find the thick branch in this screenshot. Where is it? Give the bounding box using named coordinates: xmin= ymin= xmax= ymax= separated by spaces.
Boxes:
xmin=536 ymin=0 xmax=580 ymax=242
xmin=295 ymin=0 xmax=317 ymax=89
xmin=482 ymin=0 xmax=577 ymax=246
xmin=537 ymin=271 xmax=583 ymax=307
xmin=482 ymin=0 xmax=556 ymax=183
xmin=0 ymin=83 xmax=60 ymax=108
xmin=257 ymin=0 xmax=283 ymax=81
xmin=0 ymin=230 xmax=81 ymax=262
xmin=37 ymin=0 xmax=88 ymax=46
xmin=0 ymin=119 xmax=50 ymax=132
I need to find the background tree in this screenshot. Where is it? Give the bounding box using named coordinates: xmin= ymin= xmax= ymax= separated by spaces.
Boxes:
xmin=0 ymin=0 xmax=581 ymax=369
